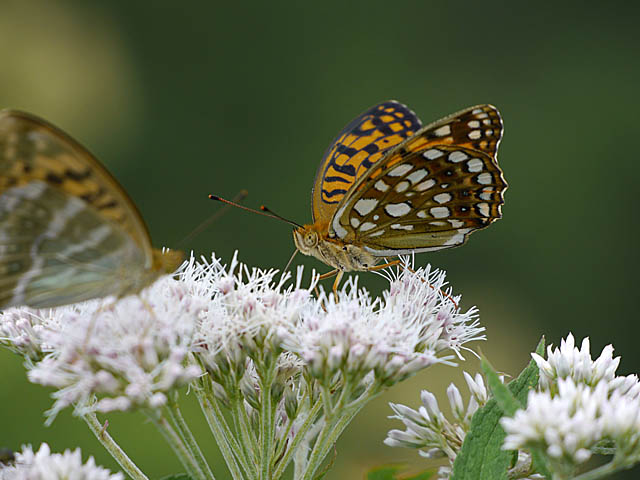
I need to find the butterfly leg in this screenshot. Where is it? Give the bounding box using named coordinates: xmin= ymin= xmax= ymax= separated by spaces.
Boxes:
xmin=315 ymin=269 xmax=339 ymax=299
xmin=365 ymin=260 xmax=458 ymax=309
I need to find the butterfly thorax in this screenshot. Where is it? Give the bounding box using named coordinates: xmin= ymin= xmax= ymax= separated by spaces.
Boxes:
xmin=293 ymin=224 xmax=377 ymax=272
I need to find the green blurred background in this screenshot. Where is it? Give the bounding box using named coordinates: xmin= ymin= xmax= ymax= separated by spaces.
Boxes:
xmin=1 ymin=1 xmax=639 ymax=478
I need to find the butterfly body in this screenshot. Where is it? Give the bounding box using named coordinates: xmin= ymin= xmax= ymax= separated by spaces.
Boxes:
xmin=293 ymin=226 xmax=376 ymax=272
xmin=0 ymin=109 xmax=183 ymax=309
xmin=295 ymin=101 xmax=507 ymax=291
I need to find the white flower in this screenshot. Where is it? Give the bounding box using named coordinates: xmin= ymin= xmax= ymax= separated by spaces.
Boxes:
xmin=192 ymin=252 xmax=314 ymax=386
xmin=4 ymin=276 xmax=203 ymax=421
xmin=0 ymin=443 xmax=123 ymax=480
xmin=502 ymin=378 xmax=604 ymax=464
xmin=385 ymin=370 xmax=491 ymax=461
xmin=284 ymin=262 xmax=484 ymax=386
xmin=531 ymin=333 xmax=621 ymax=390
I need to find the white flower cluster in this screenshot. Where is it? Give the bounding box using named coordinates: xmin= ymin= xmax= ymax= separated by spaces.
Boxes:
xmin=0 ymin=253 xmax=484 ymax=424
xmin=385 ymin=372 xmax=491 ymax=478
xmin=0 ymin=278 xmax=203 ymax=421
xmin=501 ymin=333 xmax=640 ymax=469
xmin=0 ymin=443 xmax=122 ymax=480
xmin=282 ymin=261 xmax=484 ymax=387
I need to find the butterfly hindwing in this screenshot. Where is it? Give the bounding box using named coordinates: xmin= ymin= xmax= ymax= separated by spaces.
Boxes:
xmin=311 ymin=101 xmax=422 ymax=224
xmin=329 ymin=105 xmax=507 ymax=255
xmin=0 ymin=181 xmax=148 ymax=308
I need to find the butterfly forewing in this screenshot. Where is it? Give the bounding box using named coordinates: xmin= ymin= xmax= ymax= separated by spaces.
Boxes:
xmin=0 ymin=111 xmax=153 ymax=257
xmin=0 ymin=110 xmax=183 ymax=308
xmin=329 ymin=104 xmax=507 ymax=255
xmin=311 ymin=101 xmax=422 ymax=224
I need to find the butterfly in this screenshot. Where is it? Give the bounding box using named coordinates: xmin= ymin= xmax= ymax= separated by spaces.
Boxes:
xmin=292 ymin=101 xmax=507 ymax=294
xmin=0 ymin=110 xmax=184 ymax=309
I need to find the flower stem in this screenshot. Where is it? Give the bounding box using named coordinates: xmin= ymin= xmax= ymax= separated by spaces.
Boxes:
xmin=259 ymin=367 xmax=275 ymax=480
xmin=271 ymin=396 xmax=323 ymax=479
xmin=196 ymin=387 xmax=254 ymax=480
xmin=572 ymin=459 xmax=626 ymax=480
xmin=82 ymin=413 xmax=149 ymax=480
xmin=146 ymin=410 xmax=206 ymax=480
xmin=301 ymin=383 xmax=380 ymax=480
xmin=167 ymin=394 xmax=216 ymax=480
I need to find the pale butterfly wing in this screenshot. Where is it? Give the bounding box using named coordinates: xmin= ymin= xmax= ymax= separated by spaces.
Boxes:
xmin=328 ymin=105 xmax=507 ymax=255
xmin=0 ymin=110 xmax=182 ymax=308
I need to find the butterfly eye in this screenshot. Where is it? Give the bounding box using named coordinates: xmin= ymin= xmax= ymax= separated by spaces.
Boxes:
xmin=304 ymin=232 xmax=318 ymax=248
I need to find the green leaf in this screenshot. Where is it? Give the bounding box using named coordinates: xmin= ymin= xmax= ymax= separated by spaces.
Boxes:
xmin=366 ymin=465 xmax=434 ymax=480
xmin=450 ymin=337 xmax=545 ymax=480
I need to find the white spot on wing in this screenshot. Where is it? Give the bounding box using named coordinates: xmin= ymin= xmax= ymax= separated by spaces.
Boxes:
xmin=477 ymin=202 xmax=490 ymax=217
xmin=434 ymin=125 xmax=451 ymax=137
xmin=477 ymin=172 xmax=492 ymax=185
xmin=472 ymin=108 xmax=483 ymax=114
xmin=368 ymin=230 xmax=384 ymax=237
xmin=391 ymin=223 xmax=414 ymax=230
xmin=467 ymin=158 xmax=483 ymax=172
xmin=468 ymin=130 xmax=481 ymax=140
xmin=433 ymin=193 xmax=452 ymax=204
xmin=407 ymin=169 xmax=428 ymax=184
xmin=359 ymin=222 xmax=377 ymax=232
xmin=395 ymin=181 xmax=410 ymax=193
xmin=468 ymin=120 xmax=480 ymax=128
xmin=430 ymin=206 xmax=450 ymax=218
xmin=385 ymin=202 xmax=411 ymax=217
xmin=332 ymin=204 xmax=349 ymax=238
xmin=354 ymin=198 xmax=378 ymax=216
xmin=443 ymin=228 xmax=472 ymax=246
xmin=423 ymin=149 xmax=443 ymax=160
xmin=479 ymin=187 xmax=494 ymax=201
xmin=417 ymin=210 xmax=427 ymax=218
xmin=448 ymin=151 xmax=468 ymax=163
xmin=449 ymin=219 xmax=464 ymax=228
xmin=415 ymin=179 xmax=436 ymax=191
xmin=388 ymin=164 xmax=412 ymax=177
xmin=350 ymin=217 xmax=360 ymax=228
xmin=374 ymin=179 xmax=390 ymax=192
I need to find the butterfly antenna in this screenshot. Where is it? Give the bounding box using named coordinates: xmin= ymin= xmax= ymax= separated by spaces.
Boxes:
xmin=209 ymin=194 xmax=303 ymax=228
xmin=179 ymin=189 xmax=249 ymax=247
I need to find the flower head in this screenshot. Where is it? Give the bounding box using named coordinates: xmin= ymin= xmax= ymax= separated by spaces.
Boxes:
xmin=2 ymin=277 xmax=203 ymax=422
xmin=283 ymin=261 xmax=484 ymax=387
xmin=0 ymin=443 xmax=123 ymax=480
xmin=531 ymin=333 xmax=621 ymax=390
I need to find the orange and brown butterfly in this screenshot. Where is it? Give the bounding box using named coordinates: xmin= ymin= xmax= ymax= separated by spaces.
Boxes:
xmin=0 ymin=109 xmax=184 ymax=309
xmin=211 ymin=101 xmax=507 ymax=294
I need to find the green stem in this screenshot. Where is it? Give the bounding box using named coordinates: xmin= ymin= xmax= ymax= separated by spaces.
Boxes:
xmin=82 ymin=413 xmax=149 ymax=480
xmin=301 ymin=383 xmax=380 ymax=480
xmin=231 ymin=394 xmax=259 ymax=468
xmin=571 ymin=459 xmax=627 ymax=480
xmin=259 ymin=368 xmax=275 ymax=480
xmin=271 ymin=397 xmax=323 ymax=480
xmin=196 ymin=388 xmax=252 ymax=480
xmin=146 ymin=410 xmax=206 ymax=480
xmin=167 ymin=395 xmax=216 ymax=480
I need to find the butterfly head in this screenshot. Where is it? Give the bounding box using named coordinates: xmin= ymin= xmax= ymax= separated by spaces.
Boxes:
xmin=292 ymin=225 xmax=319 ymax=255
xmin=293 ymin=223 xmax=377 ymax=272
